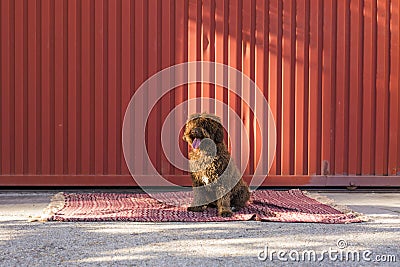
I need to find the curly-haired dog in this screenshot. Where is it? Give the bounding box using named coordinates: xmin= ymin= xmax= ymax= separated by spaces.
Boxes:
xmin=183 ymin=113 xmax=250 ymax=217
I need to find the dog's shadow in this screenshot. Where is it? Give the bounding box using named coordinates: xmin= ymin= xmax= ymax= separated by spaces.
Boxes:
xmin=252 ymin=200 xmax=300 ymax=212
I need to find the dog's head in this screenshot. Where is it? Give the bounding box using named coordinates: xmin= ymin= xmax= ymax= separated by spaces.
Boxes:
xmin=183 ymin=113 xmax=224 ymax=149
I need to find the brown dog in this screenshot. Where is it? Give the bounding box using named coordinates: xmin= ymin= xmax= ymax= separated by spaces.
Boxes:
xmin=183 ymin=113 xmax=250 ymax=217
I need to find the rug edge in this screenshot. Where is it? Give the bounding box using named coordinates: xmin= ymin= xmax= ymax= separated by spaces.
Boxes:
xmin=28 ymin=192 xmax=66 ymax=222
xmin=302 ymin=191 xmax=370 ymax=222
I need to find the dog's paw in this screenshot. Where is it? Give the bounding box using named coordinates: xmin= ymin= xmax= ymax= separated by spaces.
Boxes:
xmin=187 ymin=206 xmax=207 ymax=212
xmin=219 ymin=209 xmax=233 ymax=217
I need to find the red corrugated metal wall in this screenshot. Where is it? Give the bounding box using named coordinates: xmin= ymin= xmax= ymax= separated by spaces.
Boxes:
xmin=1 ymin=0 xmax=399 ymax=186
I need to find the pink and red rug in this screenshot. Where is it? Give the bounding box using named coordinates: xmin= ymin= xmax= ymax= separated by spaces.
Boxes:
xmin=39 ymin=190 xmax=364 ymax=224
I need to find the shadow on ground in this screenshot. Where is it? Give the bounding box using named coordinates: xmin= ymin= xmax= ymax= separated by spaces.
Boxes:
xmin=0 ymin=219 xmax=399 ymax=266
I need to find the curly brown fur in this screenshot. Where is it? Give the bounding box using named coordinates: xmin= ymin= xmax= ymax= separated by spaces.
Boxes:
xmin=183 ymin=113 xmax=250 ymax=217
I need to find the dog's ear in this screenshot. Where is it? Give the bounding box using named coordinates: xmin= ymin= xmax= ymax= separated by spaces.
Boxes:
xmin=182 ymin=131 xmax=190 ymax=142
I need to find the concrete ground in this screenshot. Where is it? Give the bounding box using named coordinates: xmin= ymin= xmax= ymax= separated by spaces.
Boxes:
xmin=0 ymin=189 xmax=399 ymax=267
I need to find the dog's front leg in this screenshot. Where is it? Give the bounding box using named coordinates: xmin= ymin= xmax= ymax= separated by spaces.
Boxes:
xmin=187 ymin=179 xmax=207 ymax=212
xmin=216 ymin=192 xmax=233 ymax=217
xmin=188 ymin=192 xmax=207 ymax=212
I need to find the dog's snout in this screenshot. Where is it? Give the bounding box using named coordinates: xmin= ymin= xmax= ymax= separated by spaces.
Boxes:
xmin=190 ymin=127 xmax=202 ymax=137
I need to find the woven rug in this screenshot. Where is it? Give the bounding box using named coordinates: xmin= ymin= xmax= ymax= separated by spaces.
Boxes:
xmin=37 ymin=190 xmax=365 ymax=224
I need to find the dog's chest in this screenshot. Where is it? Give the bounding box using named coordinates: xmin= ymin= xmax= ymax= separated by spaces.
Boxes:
xmin=201 ymin=176 xmax=210 ymax=185
xmin=188 ymin=149 xmax=221 ymax=185
xmin=188 ymin=151 xmax=215 ymax=172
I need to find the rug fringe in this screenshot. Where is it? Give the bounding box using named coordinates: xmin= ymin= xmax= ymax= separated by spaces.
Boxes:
xmin=302 ymin=191 xmax=370 ymax=222
xmin=28 ymin=192 xmax=65 ymax=222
